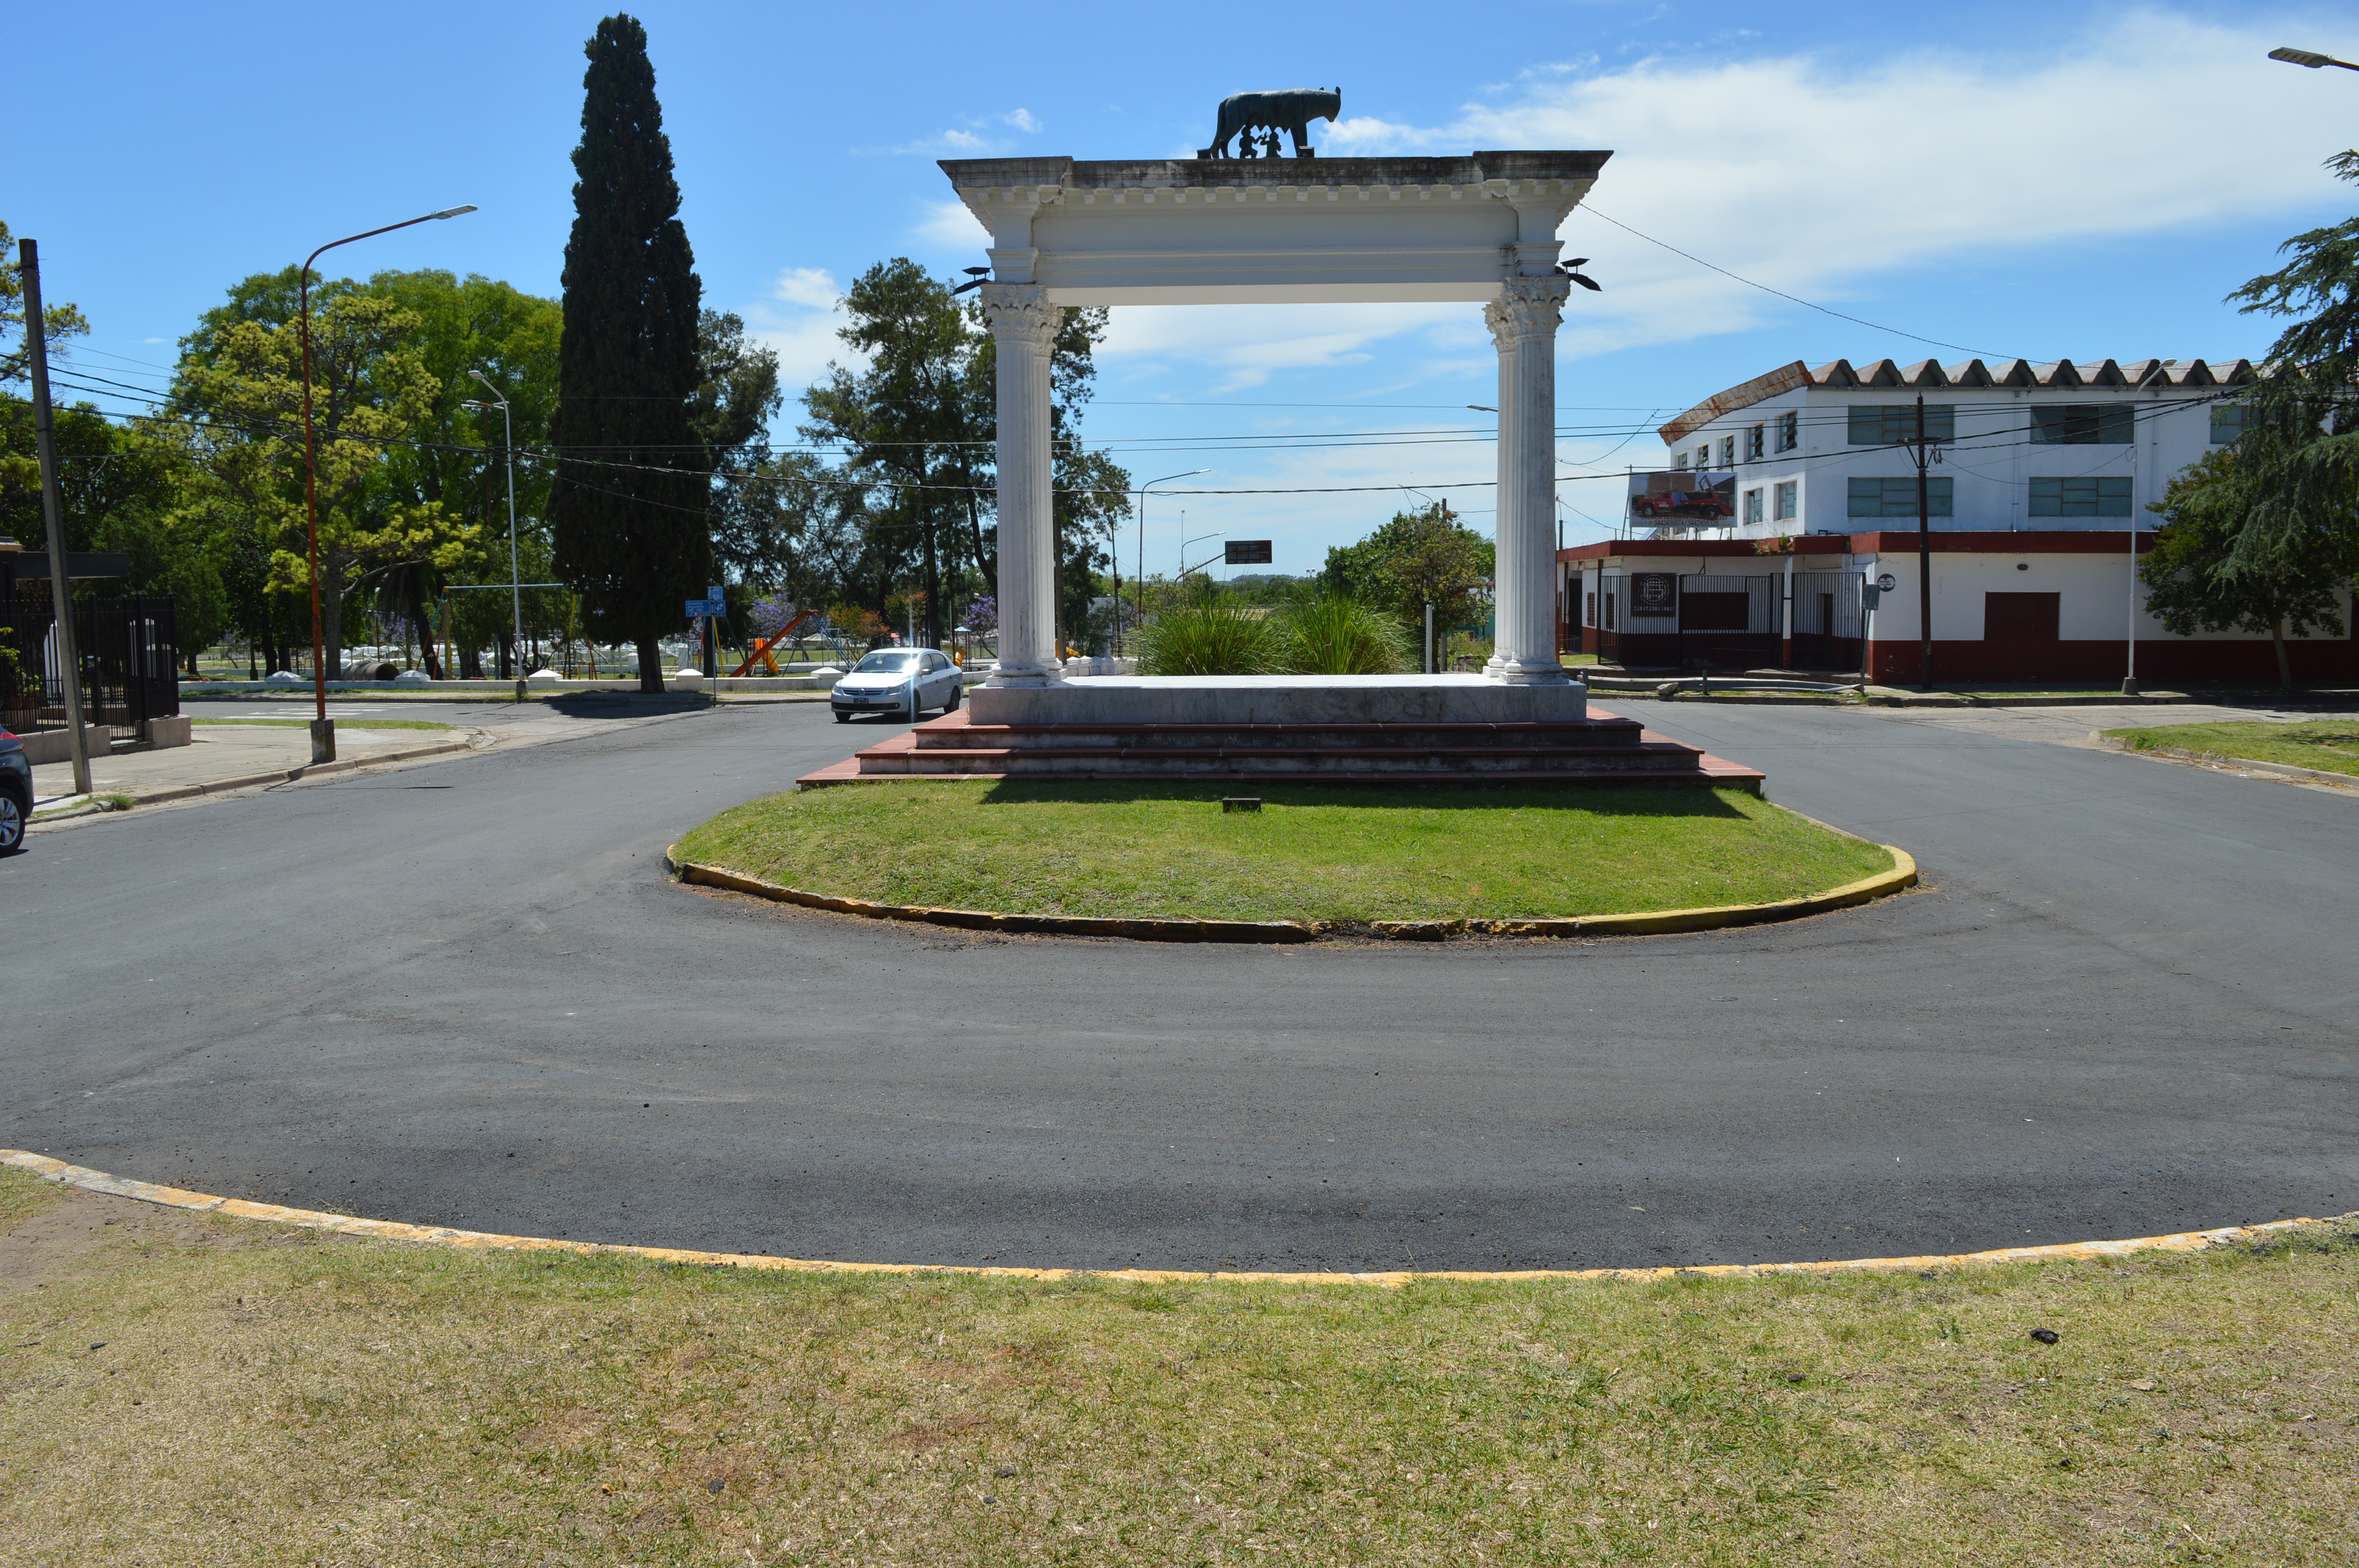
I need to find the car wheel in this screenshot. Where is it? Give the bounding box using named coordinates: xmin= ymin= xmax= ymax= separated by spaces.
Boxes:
xmin=834 ymin=710 xmax=851 ymax=724
xmin=945 ymin=684 xmax=962 ymax=711
xmin=0 ymin=788 xmax=24 ymax=855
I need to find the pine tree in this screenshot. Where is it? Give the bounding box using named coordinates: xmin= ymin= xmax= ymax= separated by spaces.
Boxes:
xmin=547 ymin=13 xmax=711 ymax=692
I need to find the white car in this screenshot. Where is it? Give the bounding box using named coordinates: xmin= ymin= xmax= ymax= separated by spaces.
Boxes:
xmin=830 ymin=648 xmax=964 ymax=723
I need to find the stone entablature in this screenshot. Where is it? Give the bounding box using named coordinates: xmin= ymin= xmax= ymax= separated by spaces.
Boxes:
xmin=941 ymin=153 xmax=1609 ymax=305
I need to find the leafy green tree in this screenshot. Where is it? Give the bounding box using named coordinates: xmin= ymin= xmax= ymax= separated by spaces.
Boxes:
xmin=173 ymin=291 xmax=479 ymax=676
xmin=2217 ymin=150 xmax=2359 ymax=574
xmin=546 ymin=13 xmax=711 ymax=693
xmin=2142 ymin=448 xmax=2348 ymax=688
xmin=803 ymin=260 xmax=980 ymax=649
xmin=1322 ymin=501 xmax=1493 ymax=663
xmin=694 ymin=309 xmax=787 ymax=586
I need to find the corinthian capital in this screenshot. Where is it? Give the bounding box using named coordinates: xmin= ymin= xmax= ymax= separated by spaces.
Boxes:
xmin=1494 ymin=275 xmax=1571 ymax=340
xmin=979 ymin=284 xmax=1062 ymax=350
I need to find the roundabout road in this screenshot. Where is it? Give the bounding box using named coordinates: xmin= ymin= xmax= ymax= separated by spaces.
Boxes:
xmin=4 ymin=696 xmax=2353 ymax=1273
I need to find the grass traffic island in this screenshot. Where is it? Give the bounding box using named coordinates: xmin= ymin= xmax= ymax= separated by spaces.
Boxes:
xmin=2104 ymin=720 xmax=2359 ymax=780
xmin=671 ymin=781 xmax=1902 ymax=936
xmin=3 ymin=1164 xmax=2356 ymax=1565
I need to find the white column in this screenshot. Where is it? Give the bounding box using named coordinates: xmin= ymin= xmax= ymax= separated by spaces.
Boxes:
xmin=1485 ymin=276 xmax=1573 ymax=683
xmin=981 ymin=284 xmax=1062 ymax=686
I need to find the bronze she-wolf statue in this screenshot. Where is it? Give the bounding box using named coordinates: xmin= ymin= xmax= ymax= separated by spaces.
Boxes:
xmin=1199 ymin=87 xmax=1342 ymax=159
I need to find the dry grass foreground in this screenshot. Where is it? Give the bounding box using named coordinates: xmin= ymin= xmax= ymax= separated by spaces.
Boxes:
xmin=675 ymin=781 xmax=1893 ymax=926
xmin=3 ymin=1169 xmax=2356 ymax=1565
xmin=2105 ymin=720 xmax=2359 ymax=779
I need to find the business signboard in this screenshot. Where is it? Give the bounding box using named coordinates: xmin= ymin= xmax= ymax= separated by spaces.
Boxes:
xmin=1224 ymin=540 xmax=1274 ymax=566
xmin=1627 ymin=471 xmax=1736 ymax=525
xmin=1628 ymin=572 xmax=1679 ymax=618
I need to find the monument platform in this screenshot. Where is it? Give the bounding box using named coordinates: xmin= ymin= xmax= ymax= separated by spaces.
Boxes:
xmin=797 ymin=677 xmax=1762 ymax=791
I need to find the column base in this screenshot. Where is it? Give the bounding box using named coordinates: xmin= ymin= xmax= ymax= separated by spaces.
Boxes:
xmin=1483 ymin=658 xmax=1577 ymax=686
xmin=983 ymin=666 xmax=1067 ymax=689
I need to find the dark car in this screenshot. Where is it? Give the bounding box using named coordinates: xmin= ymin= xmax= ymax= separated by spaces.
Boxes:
xmin=0 ymin=728 xmax=29 ymax=854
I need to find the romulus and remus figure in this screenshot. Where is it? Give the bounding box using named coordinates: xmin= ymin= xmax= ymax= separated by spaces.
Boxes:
xmin=1201 ymin=87 xmax=1342 ymax=159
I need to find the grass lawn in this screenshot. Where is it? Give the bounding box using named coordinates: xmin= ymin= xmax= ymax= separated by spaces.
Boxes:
xmin=2104 ymin=720 xmax=2359 ymax=779
xmin=190 ymin=718 xmax=455 ymax=731
xmin=2 ymin=1166 xmax=2353 ymax=1566
xmin=673 ymin=782 xmax=1895 ymax=924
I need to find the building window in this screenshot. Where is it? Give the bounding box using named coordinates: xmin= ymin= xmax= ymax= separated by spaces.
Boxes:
xmin=2029 ymin=476 xmax=2132 ymax=517
xmin=1746 ymin=424 xmax=1765 ymax=461
xmin=2031 ymin=402 xmax=2134 ymax=444
xmin=1985 ymin=592 xmax=2060 ymax=641
xmin=1774 ymin=480 xmax=1797 ymax=521
xmin=1847 ymin=477 xmax=1955 ymax=518
xmin=1848 ymin=404 xmax=1955 ymax=444
xmin=1743 ymin=488 xmax=1764 ymax=525
xmin=1777 ymin=411 xmax=1799 ymax=452
xmin=2209 ymin=404 xmax=2249 ymax=444
xmin=1585 ymin=590 xmax=1596 ymax=627
xmin=1719 ymin=436 xmax=1736 ymax=467
xmin=1672 ymin=451 xmax=1688 ymax=470
xmin=1695 ymin=446 xmax=1709 ymax=470
xmin=1605 ymin=589 xmax=1616 ymax=630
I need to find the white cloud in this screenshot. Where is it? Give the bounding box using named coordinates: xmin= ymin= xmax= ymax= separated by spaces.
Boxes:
xmin=747 ymin=266 xmax=853 ymax=386
xmin=1321 ymin=11 xmax=2348 ymax=360
xmin=1003 ymin=108 xmax=1041 ymax=134
xmin=874 ymin=108 xmax=1044 ymax=159
xmin=915 ymin=199 xmax=987 ymax=249
xmin=769 ymin=267 xmax=839 ymax=312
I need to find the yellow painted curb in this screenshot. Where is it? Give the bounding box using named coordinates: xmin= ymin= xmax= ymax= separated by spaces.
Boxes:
xmin=663 ymin=843 xmax=1918 ymax=944
xmin=3 ymin=1149 xmax=2338 ymax=1289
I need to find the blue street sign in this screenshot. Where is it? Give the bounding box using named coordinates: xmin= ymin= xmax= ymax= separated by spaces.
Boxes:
xmin=686 ymin=597 xmax=724 ymax=617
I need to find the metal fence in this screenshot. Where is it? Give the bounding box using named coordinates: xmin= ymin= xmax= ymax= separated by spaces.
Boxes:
xmin=3 ymin=589 xmax=180 ymax=744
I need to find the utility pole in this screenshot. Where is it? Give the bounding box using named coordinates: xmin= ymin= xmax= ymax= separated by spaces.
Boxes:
xmin=18 ymin=239 xmax=92 ymax=797
xmin=1910 ymin=394 xmax=1935 ymax=689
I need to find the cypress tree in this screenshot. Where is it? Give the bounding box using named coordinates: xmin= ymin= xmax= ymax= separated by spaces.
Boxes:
xmin=548 ymin=13 xmax=711 ymax=693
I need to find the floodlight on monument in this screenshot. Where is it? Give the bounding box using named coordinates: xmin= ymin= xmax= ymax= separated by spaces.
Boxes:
xmin=952 ymin=264 xmax=993 ymax=296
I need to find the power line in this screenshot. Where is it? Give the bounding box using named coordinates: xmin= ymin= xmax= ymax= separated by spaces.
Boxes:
xmin=1578 ymin=204 xmax=2020 ymax=361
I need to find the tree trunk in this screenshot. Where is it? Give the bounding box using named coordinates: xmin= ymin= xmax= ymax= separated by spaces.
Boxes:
xmin=2273 ymin=616 xmax=2293 ymax=690
xmin=636 ymin=632 xmax=666 ymax=694
xmin=406 ymin=574 xmax=444 ymax=679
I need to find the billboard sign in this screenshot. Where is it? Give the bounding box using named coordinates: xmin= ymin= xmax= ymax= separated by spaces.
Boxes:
xmin=1628 ymin=470 xmax=1736 ymax=524
xmin=1224 ymin=539 xmax=1274 ymax=565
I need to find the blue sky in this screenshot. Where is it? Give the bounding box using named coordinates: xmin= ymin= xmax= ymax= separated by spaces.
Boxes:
xmin=15 ymin=2 xmax=2356 ymax=573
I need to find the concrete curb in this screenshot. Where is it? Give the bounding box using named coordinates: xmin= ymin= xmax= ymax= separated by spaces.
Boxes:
xmin=2094 ymin=734 xmax=2359 ymax=789
xmin=30 ymin=734 xmax=484 ymax=822
xmin=664 ymin=844 xmax=1918 ymax=944
xmin=3 ymin=1148 xmax=2341 ymax=1289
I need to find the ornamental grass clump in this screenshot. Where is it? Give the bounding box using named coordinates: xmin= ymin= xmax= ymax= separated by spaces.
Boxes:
xmin=1277 ymin=590 xmax=1413 ymax=675
xmin=1135 ymin=599 xmax=1281 ymax=675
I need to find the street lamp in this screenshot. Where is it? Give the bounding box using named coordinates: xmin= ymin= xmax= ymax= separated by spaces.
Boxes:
xmin=1135 ymin=468 xmax=1209 ymax=650
xmin=463 ymin=367 xmax=523 ymax=702
xmin=2269 ymin=45 xmax=2358 ymax=70
xmin=297 ymin=204 xmax=476 ymax=762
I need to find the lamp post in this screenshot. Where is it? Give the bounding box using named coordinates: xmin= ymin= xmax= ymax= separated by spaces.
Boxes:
xmin=1134 ymin=468 xmax=1209 ymax=652
xmin=2269 ymin=45 xmax=2359 ymax=70
xmin=463 ymin=368 xmax=523 ymax=702
xmin=297 ymin=205 xmax=476 ymax=763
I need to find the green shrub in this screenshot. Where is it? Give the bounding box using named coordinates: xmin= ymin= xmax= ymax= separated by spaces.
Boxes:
xmin=1277 ymin=591 xmax=1412 ymax=675
xmin=1135 ymin=600 xmax=1281 ymax=675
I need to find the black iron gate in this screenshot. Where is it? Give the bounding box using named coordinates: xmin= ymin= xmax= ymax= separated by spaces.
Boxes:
xmin=3 ymin=589 xmax=179 ymax=743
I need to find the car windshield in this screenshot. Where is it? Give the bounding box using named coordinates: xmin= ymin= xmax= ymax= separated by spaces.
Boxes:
xmin=853 ymin=650 xmax=919 ymax=673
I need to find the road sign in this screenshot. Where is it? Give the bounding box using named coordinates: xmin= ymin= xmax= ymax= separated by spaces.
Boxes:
xmin=686 ymin=597 xmax=725 ymax=617
xmin=1224 ymin=539 xmax=1273 ymax=565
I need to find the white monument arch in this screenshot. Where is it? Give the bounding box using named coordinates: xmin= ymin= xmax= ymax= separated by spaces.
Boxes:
xmin=942 ymin=150 xmax=1608 ymax=702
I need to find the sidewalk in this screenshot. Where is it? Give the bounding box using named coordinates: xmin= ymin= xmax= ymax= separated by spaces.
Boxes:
xmin=30 ymin=722 xmax=478 ymax=811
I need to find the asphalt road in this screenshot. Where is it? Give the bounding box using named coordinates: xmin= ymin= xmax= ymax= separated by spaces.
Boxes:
xmin=5 ymin=696 xmax=2353 ymax=1273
